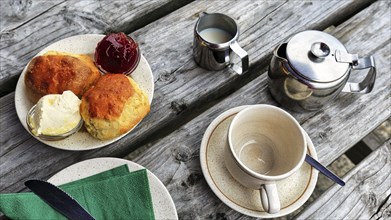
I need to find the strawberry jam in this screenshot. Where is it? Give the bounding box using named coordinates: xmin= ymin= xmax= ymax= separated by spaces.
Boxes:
xmin=95 ymin=32 xmax=140 ymax=75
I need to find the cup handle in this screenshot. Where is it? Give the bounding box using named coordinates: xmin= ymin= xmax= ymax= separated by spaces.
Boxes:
xmin=260 ymin=183 xmax=280 ymax=214
xmin=229 ymin=41 xmax=249 ymax=75
xmin=340 ymin=55 xmax=376 ymax=93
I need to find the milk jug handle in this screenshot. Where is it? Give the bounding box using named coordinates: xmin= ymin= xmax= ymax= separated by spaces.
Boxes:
xmin=230 ymin=41 xmax=249 ymax=75
xmin=342 ymin=55 xmax=376 ymax=93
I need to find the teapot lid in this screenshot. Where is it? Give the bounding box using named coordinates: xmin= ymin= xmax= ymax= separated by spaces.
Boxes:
xmin=286 ymin=30 xmax=349 ymax=83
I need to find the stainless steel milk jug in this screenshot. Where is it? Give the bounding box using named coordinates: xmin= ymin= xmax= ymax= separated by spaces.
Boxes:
xmin=193 ymin=12 xmax=249 ymax=74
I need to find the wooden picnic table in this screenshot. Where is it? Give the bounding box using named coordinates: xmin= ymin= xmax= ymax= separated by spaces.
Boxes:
xmin=1 ymin=0 xmax=390 ymax=219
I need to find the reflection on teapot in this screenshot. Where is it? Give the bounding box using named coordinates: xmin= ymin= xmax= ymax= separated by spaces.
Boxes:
xmin=268 ymin=30 xmax=376 ymax=112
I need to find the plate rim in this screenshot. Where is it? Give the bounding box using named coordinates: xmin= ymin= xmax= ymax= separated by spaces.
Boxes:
xmin=14 ymin=34 xmax=154 ymax=151
xmin=199 ymin=105 xmax=318 ymax=218
xmin=48 ymin=157 xmax=178 ymax=220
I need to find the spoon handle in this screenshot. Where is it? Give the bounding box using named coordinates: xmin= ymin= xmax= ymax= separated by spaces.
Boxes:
xmin=305 ymin=154 xmax=345 ymax=186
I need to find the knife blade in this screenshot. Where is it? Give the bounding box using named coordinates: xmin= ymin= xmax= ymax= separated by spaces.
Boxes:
xmin=25 ymin=180 xmax=96 ymax=220
xmin=305 ymin=154 xmax=345 ymax=186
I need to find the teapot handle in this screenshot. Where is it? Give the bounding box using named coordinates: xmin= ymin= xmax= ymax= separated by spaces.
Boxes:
xmin=342 ymin=55 xmax=376 ymax=93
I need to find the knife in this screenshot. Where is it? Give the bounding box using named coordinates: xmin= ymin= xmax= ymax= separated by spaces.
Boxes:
xmin=305 ymin=154 xmax=345 ymax=186
xmin=25 ymin=180 xmax=96 ymax=220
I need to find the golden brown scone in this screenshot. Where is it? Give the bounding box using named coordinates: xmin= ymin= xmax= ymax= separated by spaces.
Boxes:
xmin=80 ymin=74 xmax=150 ymax=140
xmin=24 ymin=51 xmax=101 ymax=103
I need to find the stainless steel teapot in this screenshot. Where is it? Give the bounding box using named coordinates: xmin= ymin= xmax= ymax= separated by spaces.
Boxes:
xmin=268 ymin=30 xmax=376 ymax=112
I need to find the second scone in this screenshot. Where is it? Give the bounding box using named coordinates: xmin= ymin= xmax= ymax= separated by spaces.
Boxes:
xmin=80 ymin=74 xmax=150 ymax=140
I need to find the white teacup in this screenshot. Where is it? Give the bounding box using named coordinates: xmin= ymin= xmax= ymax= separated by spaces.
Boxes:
xmin=225 ymin=104 xmax=306 ymax=214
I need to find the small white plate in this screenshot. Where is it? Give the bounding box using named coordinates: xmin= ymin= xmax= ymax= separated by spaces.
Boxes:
xmin=200 ymin=106 xmax=318 ymax=218
xmin=14 ymin=34 xmax=154 ymax=150
xmin=48 ymin=157 xmax=178 ymax=220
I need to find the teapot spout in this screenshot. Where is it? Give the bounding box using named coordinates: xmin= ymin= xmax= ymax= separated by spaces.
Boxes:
xmin=274 ymin=43 xmax=288 ymax=61
xmin=269 ymin=43 xmax=289 ymax=75
xmin=199 ymin=12 xmax=208 ymax=17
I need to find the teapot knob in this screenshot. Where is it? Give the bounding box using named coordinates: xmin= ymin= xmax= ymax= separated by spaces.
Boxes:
xmin=310 ymin=42 xmax=330 ymax=58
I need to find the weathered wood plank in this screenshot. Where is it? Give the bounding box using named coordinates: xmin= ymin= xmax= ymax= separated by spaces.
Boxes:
xmin=0 ymin=0 xmax=64 ymax=32
xmin=0 ymin=0 xmax=380 ymax=194
xmin=122 ymin=1 xmax=390 ymax=218
xmin=296 ymin=141 xmax=391 ymax=220
xmin=0 ymin=0 xmax=192 ymax=96
xmin=363 ymin=118 xmax=391 ymax=151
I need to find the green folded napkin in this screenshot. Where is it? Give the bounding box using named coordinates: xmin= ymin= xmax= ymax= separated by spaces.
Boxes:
xmin=0 ymin=165 xmax=155 ymax=220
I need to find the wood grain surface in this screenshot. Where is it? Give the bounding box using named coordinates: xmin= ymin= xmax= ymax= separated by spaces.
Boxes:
xmin=0 ymin=0 xmax=385 ymax=193
xmin=1 ymin=0 xmax=390 ymax=219
xmin=296 ymin=141 xmax=391 ymax=220
xmin=124 ymin=1 xmax=390 ymax=218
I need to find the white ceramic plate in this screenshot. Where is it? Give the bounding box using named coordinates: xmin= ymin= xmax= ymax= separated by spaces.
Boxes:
xmin=200 ymin=106 xmax=318 ymax=218
xmin=48 ymin=157 xmax=178 ymax=220
xmin=14 ymin=34 xmax=154 ymax=151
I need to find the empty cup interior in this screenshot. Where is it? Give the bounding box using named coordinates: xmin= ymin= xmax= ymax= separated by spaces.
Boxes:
xmin=230 ymin=106 xmax=305 ymax=177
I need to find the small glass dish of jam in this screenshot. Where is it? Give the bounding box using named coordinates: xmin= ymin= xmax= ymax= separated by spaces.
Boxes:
xmin=95 ymin=32 xmax=141 ymax=75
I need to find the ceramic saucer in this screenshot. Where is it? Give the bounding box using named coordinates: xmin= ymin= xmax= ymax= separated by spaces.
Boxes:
xmin=200 ymin=106 xmax=318 ymax=218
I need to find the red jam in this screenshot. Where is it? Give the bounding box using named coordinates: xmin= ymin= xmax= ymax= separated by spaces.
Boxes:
xmin=95 ymin=32 xmax=140 ymax=75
